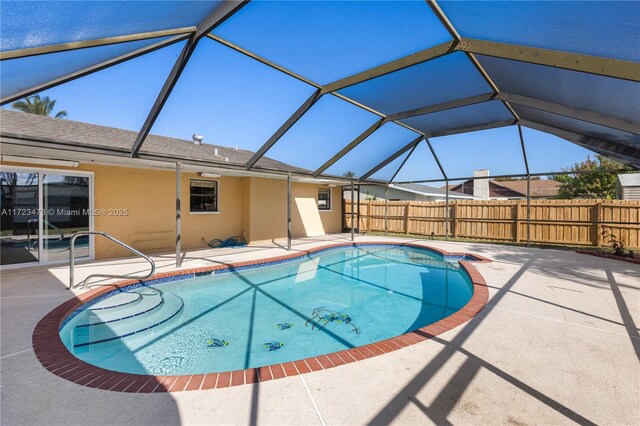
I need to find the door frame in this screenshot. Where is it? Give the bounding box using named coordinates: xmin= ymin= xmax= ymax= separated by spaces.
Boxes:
xmin=0 ymin=165 xmax=95 ymax=269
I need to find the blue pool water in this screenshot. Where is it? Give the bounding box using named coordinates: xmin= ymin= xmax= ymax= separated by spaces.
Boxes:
xmin=60 ymin=245 xmax=474 ymax=375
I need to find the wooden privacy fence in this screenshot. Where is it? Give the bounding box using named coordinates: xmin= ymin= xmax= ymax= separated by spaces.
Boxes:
xmin=344 ymin=199 xmax=640 ymax=248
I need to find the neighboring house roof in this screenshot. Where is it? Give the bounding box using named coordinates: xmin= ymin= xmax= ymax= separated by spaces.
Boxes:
xmin=618 ymin=173 xmax=640 ymax=187
xmin=447 ymin=179 xmax=561 ymax=198
xmin=0 ymin=109 xmax=307 ymax=173
xmin=493 ymin=180 xmax=561 ymax=198
xmin=388 ymin=183 xmax=475 ymax=199
xmin=447 ymin=181 xmax=518 ymax=198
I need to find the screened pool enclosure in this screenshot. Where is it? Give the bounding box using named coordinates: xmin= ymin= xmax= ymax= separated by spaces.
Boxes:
xmin=1 ymin=0 xmax=639 ymax=185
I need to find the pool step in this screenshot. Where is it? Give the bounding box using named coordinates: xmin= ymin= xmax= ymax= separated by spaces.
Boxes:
xmin=87 ymin=291 xmax=143 ymax=312
xmin=79 ymin=291 xmax=163 ymax=326
xmin=72 ymin=293 xmax=183 ymax=347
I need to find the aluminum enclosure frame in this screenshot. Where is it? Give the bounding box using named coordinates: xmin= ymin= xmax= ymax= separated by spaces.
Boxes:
xmin=0 ymin=0 xmax=638 ymax=181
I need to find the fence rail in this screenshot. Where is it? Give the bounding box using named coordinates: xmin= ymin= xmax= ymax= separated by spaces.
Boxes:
xmin=344 ymin=199 xmax=640 ymax=248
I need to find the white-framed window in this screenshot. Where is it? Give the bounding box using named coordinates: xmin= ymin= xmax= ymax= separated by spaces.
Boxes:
xmin=318 ymin=188 xmax=331 ymax=211
xmin=190 ymin=180 xmax=218 ymax=213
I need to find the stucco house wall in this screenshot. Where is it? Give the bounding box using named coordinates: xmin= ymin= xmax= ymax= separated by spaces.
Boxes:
xmin=243 ymin=178 xmax=341 ymax=243
xmin=1 ymin=161 xmax=341 ymax=260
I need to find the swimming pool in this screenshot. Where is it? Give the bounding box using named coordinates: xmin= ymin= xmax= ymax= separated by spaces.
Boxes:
xmin=57 ymin=244 xmax=481 ymax=377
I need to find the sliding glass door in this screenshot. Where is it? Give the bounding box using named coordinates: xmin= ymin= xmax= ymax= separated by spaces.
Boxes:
xmin=0 ymin=168 xmax=92 ymax=267
xmin=42 ymin=173 xmax=90 ymax=262
xmin=0 ymin=172 xmax=40 ymax=265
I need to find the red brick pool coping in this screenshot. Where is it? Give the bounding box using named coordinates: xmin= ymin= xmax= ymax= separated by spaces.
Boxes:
xmin=32 ymin=242 xmax=490 ymax=393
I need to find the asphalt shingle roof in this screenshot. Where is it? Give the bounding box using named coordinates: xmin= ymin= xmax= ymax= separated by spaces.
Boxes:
xmin=447 ymin=178 xmax=561 ymax=198
xmin=491 ymin=180 xmax=560 ymax=197
xmin=0 ymin=109 xmax=308 ymax=173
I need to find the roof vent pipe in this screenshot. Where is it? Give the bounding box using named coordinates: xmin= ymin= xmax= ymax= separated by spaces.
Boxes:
xmin=192 ymin=134 xmax=204 ymax=145
xmin=214 ymin=148 xmax=219 ymax=156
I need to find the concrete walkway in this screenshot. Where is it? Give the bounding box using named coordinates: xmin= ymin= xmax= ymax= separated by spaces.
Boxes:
xmin=2 ymin=234 xmax=639 ymax=425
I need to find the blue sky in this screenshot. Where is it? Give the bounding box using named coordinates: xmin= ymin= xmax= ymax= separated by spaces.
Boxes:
xmin=2 ymin=0 xmax=606 ymax=182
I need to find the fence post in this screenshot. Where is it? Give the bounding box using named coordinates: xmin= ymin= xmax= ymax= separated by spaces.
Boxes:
xmin=452 ymin=202 xmax=458 ymax=238
xmin=445 ymin=181 xmax=450 ymax=241
xmin=350 ymin=182 xmax=355 ymax=241
xmin=526 ymin=177 xmax=531 ymax=246
xmin=594 ymin=201 xmax=603 ymax=246
xmin=384 ymin=191 xmax=388 ymax=235
xmin=514 ymin=202 xmax=521 ymax=243
xmin=404 ymin=202 xmax=410 ymax=235
xmin=366 ymin=200 xmax=372 ymax=233
xmin=356 ymin=184 xmax=361 ymax=234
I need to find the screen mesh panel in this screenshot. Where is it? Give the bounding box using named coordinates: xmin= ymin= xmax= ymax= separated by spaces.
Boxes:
xmin=401 ymin=101 xmax=513 ymax=136
xmin=265 ymin=95 xmax=380 ymax=171
xmin=369 ymin=150 xmax=413 ymax=183
xmin=521 ymin=127 xmax=600 ymax=173
xmin=429 ymin=126 xmax=526 ymax=178
xmin=392 ymin=142 xmax=445 ymax=183
xmin=515 ymin=105 xmax=640 ymax=150
xmin=338 ymin=52 xmax=492 ymax=116
xmin=478 ymin=55 xmax=640 ymax=124
xmin=1 ymin=1 xmax=219 ymax=50
xmin=2 ymin=36 xmax=172 ymax=99
xmin=440 ymin=0 xmax=640 ymax=61
xmin=151 ymin=38 xmax=317 ymax=154
xmin=213 ymin=0 xmax=452 ymax=83
xmin=325 ymin=123 xmax=419 ymax=179
xmin=41 ymin=41 xmax=186 ymax=134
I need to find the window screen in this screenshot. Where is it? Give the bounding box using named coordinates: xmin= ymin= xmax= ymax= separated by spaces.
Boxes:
xmin=190 ymin=180 xmax=218 ymax=212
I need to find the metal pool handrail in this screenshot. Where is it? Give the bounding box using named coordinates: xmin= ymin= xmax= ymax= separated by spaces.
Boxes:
xmin=26 ymin=218 xmax=38 ymax=250
xmin=27 ymin=218 xmax=64 ymax=250
xmin=69 ymin=231 xmax=156 ymax=289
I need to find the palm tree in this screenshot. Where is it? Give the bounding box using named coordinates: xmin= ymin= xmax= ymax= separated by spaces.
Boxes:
xmin=343 ymin=171 xmax=356 ymax=178
xmin=12 ymin=94 xmax=67 ymax=118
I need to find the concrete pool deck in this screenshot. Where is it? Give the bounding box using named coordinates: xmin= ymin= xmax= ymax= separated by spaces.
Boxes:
xmin=2 ymin=234 xmax=639 ymax=425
